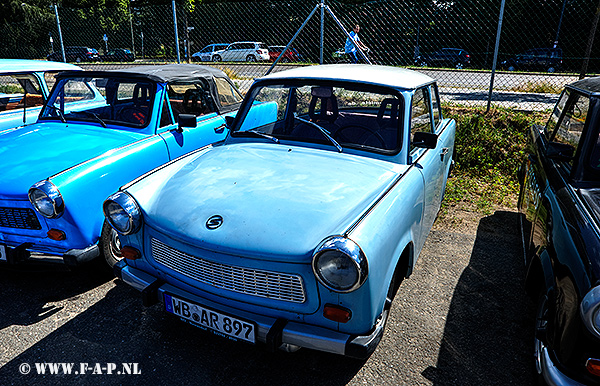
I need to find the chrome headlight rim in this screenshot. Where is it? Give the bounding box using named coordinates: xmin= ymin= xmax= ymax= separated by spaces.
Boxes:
xmin=312 ymin=235 xmax=368 ymax=293
xmin=581 ymin=285 xmax=600 ymax=340
xmin=102 ymin=191 xmax=142 ymax=236
xmin=28 ymin=180 xmax=64 ymax=219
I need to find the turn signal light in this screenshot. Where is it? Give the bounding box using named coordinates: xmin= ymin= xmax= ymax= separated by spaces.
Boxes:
xmin=120 ymin=246 xmax=141 ymax=260
xmin=323 ymin=304 xmax=352 ymax=323
xmin=47 ymin=229 xmax=66 ymax=241
xmin=586 ymin=359 xmax=600 ymax=377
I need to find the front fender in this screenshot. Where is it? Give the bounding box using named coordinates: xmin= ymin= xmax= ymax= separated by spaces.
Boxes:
xmin=42 ymin=135 xmax=171 ymax=249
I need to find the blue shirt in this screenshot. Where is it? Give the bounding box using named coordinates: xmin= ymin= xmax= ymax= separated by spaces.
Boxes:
xmin=345 ymin=31 xmax=359 ymax=53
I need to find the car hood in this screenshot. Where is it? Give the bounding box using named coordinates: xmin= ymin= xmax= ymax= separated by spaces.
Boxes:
xmin=129 ymin=143 xmax=407 ymax=262
xmin=0 ymin=122 xmax=145 ymax=199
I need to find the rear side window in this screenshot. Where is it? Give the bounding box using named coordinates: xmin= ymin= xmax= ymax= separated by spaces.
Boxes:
xmin=551 ymin=91 xmax=589 ymax=166
xmin=0 ymin=74 xmax=45 ymax=112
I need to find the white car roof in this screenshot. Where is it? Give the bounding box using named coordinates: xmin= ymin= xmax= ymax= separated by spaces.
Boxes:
xmin=260 ymin=64 xmax=435 ymax=90
xmin=0 ymin=59 xmax=81 ymax=74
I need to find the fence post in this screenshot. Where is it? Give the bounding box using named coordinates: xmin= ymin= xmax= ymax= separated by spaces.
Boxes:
xmin=486 ymin=0 xmax=506 ymax=113
xmin=172 ymin=0 xmax=181 ymax=63
xmin=53 ymin=3 xmax=66 ymax=62
xmin=580 ymin=0 xmax=600 ymax=79
xmin=320 ymin=0 xmax=325 ymax=64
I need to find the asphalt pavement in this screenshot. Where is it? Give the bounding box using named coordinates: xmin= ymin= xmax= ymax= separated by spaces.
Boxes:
xmin=0 ymin=207 xmax=536 ymax=386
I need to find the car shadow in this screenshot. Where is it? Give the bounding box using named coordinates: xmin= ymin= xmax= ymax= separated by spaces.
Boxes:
xmin=421 ymin=210 xmax=536 ymax=385
xmin=0 ymin=261 xmax=113 ymax=330
xmin=0 ymin=277 xmax=364 ymax=385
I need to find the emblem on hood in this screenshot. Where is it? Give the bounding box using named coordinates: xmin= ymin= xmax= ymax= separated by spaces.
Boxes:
xmin=206 ymin=215 xmax=223 ymax=230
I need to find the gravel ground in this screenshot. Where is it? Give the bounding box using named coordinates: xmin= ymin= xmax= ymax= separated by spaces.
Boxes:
xmin=0 ymin=205 xmax=535 ymax=386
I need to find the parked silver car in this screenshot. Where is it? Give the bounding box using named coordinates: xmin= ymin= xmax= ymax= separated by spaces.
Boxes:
xmin=212 ymin=42 xmax=269 ymax=62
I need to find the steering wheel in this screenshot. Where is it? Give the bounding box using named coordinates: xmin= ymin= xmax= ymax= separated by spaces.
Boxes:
xmin=117 ymin=107 xmax=147 ymax=125
xmin=335 ymin=124 xmax=386 ymax=148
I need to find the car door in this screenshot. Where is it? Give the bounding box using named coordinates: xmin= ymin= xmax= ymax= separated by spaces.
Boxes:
xmin=223 ymin=43 xmax=241 ymax=61
xmin=410 ymin=85 xmax=453 ymax=232
xmin=157 ymin=82 xmax=230 ymax=159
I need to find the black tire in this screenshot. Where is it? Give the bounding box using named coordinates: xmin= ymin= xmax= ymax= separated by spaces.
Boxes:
xmin=212 ymin=55 xmax=221 ymax=62
xmin=455 ymin=62 xmax=464 ymax=69
xmin=75 ymin=56 xmax=82 ymax=63
xmin=507 ymin=65 xmax=516 ymax=71
xmin=281 ymin=57 xmax=290 ymax=63
xmin=100 ymin=221 xmax=122 ymax=268
xmin=547 ymin=67 xmax=556 ymax=73
xmin=246 ymin=54 xmax=256 ymax=62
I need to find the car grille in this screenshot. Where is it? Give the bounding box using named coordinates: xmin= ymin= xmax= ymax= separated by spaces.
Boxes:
xmin=151 ymin=238 xmax=306 ymax=303
xmin=0 ymin=207 xmax=42 ymax=230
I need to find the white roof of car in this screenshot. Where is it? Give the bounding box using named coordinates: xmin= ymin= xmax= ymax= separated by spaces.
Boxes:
xmin=0 ymin=59 xmax=81 ymax=74
xmin=261 ymin=64 xmax=435 ymax=90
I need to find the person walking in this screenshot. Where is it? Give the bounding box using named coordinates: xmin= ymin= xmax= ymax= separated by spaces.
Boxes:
xmin=344 ymin=24 xmax=368 ymax=63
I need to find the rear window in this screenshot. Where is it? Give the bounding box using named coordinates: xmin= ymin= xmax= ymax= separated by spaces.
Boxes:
xmin=0 ymin=74 xmax=44 ymax=112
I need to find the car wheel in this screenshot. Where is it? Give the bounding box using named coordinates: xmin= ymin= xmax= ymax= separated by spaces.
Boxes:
xmin=246 ymin=55 xmax=256 ymax=62
xmin=507 ymin=65 xmax=516 ymax=71
xmin=533 ymin=292 xmax=549 ymax=385
xmin=281 ymin=57 xmax=290 ymax=63
xmin=100 ymin=220 xmax=123 ymax=268
xmin=419 ymin=61 xmax=427 ymax=67
xmin=212 ymin=55 xmax=221 ymax=62
xmin=547 ymin=67 xmax=556 ymax=73
xmin=75 ymin=56 xmax=82 ymax=63
xmin=455 ymin=62 xmax=464 ymax=69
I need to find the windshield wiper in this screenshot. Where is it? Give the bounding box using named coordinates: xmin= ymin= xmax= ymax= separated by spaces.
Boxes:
xmin=44 ymin=105 xmax=66 ymax=123
xmin=236 ymin=129 xmax=279 ymax=143
xmin=293 ymin=114 xmax=342 ymax=152
xmin=73 ymin=111 xmax=107 ymax=128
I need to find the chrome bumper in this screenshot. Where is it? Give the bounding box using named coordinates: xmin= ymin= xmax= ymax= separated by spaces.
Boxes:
xmin=115 ymin=261 xmax=385 ymax=359
xmin=541 ymin=347 xmax=587 ymax=386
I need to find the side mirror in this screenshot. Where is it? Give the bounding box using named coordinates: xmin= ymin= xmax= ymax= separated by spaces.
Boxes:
xmin=412 ymin=132 xmax=438 ymax=149
xmin=225 ymin=115 xmax=235 ymax=128
xmin=546 ymin=141 xmax=574 ymax=162
xmin=177 ymin=114 xmax=196 ymax=133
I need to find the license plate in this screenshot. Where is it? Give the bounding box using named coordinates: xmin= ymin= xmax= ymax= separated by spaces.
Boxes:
xmin=164 ymin=293 xmax=256 ymax=344
xmin=0 ymin=245 xmax=6 ymax=262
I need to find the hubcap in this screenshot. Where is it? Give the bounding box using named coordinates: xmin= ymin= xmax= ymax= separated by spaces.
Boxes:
xmin=110 ymin=228 xmax=123 ymax=261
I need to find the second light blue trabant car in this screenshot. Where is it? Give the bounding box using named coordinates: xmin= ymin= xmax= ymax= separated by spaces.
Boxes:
xmin=0 ymin=59 xmax=81 ymax=131
xmin=105 ymin=64 xmax=456 ymax=358
xmin=0 ymin=64 xmax=250 ymax=268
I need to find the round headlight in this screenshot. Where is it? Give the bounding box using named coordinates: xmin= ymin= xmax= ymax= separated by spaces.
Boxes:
xmin=103 ymin=192 xmax=142 ymax=235
xmin=312 ymin=236 xmax=368 ymax=293
xmin=581 ymin=285 xmax=600 ymax=339
xmin=28 ymin=180 xmax=64 ymax=219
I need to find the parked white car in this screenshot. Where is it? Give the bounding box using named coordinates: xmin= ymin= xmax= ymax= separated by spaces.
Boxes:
xmin=212 ymin=42 xmax=270 ymax=62
xmin=192 ymin=44 xmax=229 ymax=62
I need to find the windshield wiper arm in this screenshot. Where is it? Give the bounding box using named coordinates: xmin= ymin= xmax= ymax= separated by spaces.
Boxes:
xmin=44 ymin=105 xmax=66 ymax=123
xmin=237 ymin=129 xmax=279 ymax=143
xmin=72 ymin=111 xmax=107 ymax=128
xmin=294 ymin=114 xmax=342 ymax=152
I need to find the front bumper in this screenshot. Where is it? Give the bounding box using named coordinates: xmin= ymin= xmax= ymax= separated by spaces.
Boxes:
xmin=1 ymin=242 xmax=99 ymax=266
xmin=115 ymin=261 xmax=386 ymax=359
xmin=541 ymin=346 xmax=588 ymax=386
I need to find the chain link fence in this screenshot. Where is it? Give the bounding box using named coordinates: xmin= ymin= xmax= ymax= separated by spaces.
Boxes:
xmin=1 ymin=0 xmax=599 ymax=111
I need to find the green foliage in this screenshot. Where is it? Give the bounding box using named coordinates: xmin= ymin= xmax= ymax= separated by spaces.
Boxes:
xmin=440 ymin=106 xmax=547 ymax=214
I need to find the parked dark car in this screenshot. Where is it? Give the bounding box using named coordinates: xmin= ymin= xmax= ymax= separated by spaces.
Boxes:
xmin=101 ymin=48 xmax=135 ymax=62
xmin=268 ymin=46 xmax=301 ymax=62
xmin=416 ymin=48 xmax=470 ymax=69
xmin=501 ymin=47 xmax=562 ymax=73
xmin=518 ymin=76 xmax=600 ymax=385
xmin=47 ymin=46 xmax=101 ymax=63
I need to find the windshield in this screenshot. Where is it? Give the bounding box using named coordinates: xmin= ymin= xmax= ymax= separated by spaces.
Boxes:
xmin=40 ymin=76 xmax=155 ymax=129
xmin=232 ymin=82 xmax=402 ymax=153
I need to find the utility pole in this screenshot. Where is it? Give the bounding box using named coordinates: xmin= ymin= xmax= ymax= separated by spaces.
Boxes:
xmin=580 ymin=0 xmax=600 ymax=79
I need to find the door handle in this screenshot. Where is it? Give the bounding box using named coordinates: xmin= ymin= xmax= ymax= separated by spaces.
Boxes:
xmin=440 ymin=147 xmax=449 ymax=162
xmin=214 ymin=124 xmax=226 ymax=134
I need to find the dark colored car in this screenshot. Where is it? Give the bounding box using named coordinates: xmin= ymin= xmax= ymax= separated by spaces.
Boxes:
xmin=268 ymin=46 xmax=301 ymax=62
xmin=47 ymin=46 xmax=101 ymax=63
xmin=416 ymin=48 xmax=470 ymax=69
xmin=501 ymin=47 xmax=563 ymax=73
xmin=518 ymin=77 xmax=600 ymax=385
xmin=101 ymin=48 xmax=135 ymax=62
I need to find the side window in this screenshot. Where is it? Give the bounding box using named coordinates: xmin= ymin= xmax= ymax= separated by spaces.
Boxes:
xmin=215 ymin=77 xmax=243 ymax=106
xmin=0 ymin=74 xmax=44 ymax=112
xmin=430 ymin=85 xmax=441 ymax=130
xmin=410 ymin=88 xmax=433 ymax=150
xmin=159 ymin=93 xmax=173 ymax=128
xmin=551 ymin=92 xmax=589 ymax=166
xmin=545 ymin=90 xmax=569 ymax=135
xmin=167 ymin=82 xmax=215 ymax=121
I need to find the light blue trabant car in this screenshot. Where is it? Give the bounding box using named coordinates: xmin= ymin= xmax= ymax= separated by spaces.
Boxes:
xmin=0 ymin=64 xmax=248 ymax=268
xmin=104 ymin=64 xmax=456 ymax=358
xmin=0 ymin=59 xmax=80 ymax=131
